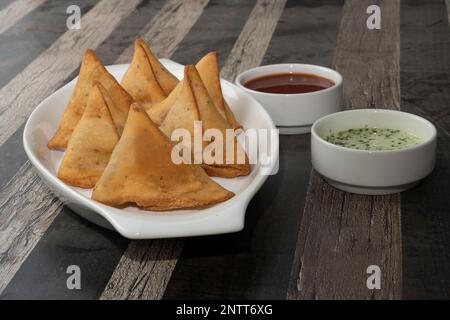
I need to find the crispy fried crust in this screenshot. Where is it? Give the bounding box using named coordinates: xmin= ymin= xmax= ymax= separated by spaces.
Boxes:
xmin=48 ymin=49 xmax=132 ymax=149
xmin=58 ymin=83 xmax=120 ymax=188
xmin=185 ymin=65 xmax=250 ymax=177
xmin=92 ymin=104 xmax=234 ymax=210
xmin=136 ymin=37 xmax=179 ymax=95
xmin=121 ymin=40 xmax=166 ymax=104
xmin=196 ymin=51 xmax=241 ymax=129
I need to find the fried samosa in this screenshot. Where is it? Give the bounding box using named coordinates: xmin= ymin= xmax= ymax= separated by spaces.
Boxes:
xmin=185 ymin=65 xmax=249 ymax=177
xmin=120 ymin=39 xmax=166 ymax=104
xmin=58 ymin=83 xmax=120 ymax=188
xmin=136 ymin=37 xmax=179 ymax=95
xmin=196 ymin=52 xmax=241 ymax=129
xmin=92 ymin=103 xmax=234 ymax=210
xmin=144 ymin=80 xmax=184 ymax=125
xmin=156 ymin=66 xmax=249 ymax=178
xmin=48 ymin=49 xmax=132 ymax=149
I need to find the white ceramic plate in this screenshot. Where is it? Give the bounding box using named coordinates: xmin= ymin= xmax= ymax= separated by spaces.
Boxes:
xmin=23 ymin=59 xmax=278 ymax=239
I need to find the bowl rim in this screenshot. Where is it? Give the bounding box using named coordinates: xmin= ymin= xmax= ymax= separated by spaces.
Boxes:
xmin=311 ymin=109 xmax=437 ymax=154
xmin=235 ymin=63 xmax=343 ymax=98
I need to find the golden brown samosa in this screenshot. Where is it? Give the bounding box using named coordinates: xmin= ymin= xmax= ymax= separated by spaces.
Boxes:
xmin=92 ymin=103 xmax=234 ymax=210
xmin=136 ymin=37 xmax=179 ymax=95
xmin=121 ymin=39 xmax=166 ymax=104
xmin=159 ymin=79 xmax=199 ymax=140
xmin=144 ymin=80 xmax=184 ymax=125
xmin=48 ymin=49 xmax=132 ymax=149
xmin=196 ymin=52 xmax=241 ymax=129
xmin=96 ymin=82 xmax=132 ymax=136
xmin=185 ymin=65 xmax=250 ymax=177
xmin=154 ymin=66 xmax=249 ymax=178
xmin=58 ymin=84 xmax=120 ymax=188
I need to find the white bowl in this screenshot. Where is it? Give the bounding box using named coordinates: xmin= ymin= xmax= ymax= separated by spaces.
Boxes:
xmin=23 ymin=59 xmax=278 ymax=239
xmin=235 ymin=64 xmax=342 ymax=134
xmin=311 ymin=109 xmax=437 ymax=195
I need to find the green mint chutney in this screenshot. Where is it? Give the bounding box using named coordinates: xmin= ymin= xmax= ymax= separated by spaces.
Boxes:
xmin=323 ymin=126 xmax=422 ymax=151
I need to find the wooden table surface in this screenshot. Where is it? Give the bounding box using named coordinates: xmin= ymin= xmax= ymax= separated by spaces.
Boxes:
xmin=0 ymin=0 xmax=449 ymax=300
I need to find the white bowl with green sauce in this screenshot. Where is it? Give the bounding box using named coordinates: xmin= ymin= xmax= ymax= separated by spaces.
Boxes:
xmin=311 ymin=109 xmax=437 ymax=195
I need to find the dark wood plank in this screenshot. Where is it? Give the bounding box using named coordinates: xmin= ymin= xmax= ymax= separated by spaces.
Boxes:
xmin=400 ymin=0 xmax=450 ymax=299
xmin=163 ymin=0 xmax=343 ymax=299
xmin=1 ymin=208 xmax=129 ymax=299
xmin=220 ymin=0 xmax=288 ymax=80
xmin=0 ymin=0 xmax=142 ymax=147
xmin=171 ymin=0 xmax=258 ymax=67
xmin=0 ymin=0 xmax=144 ymax=296
xmin=0 ymin=0 xmax=205 ymax=299
xmin=0 ymin=0 xmax=97 ymax=89
xmin=0 ymin=0 xmax=46 ymax=34
xmin=101 ymin=0 xmax=266 ymax=300
xmin=99 ymin=0 xmax=212 ymax=300
xmin=287 ymin=0 xmax=402 ymax=300
xmin=0 ymin=0 xmax=99 ymax=188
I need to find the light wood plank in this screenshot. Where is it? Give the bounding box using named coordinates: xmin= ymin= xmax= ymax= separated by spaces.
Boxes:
xmin=0 ymin=0 xmax=142 ymax=148
xmin=100 ymin=239 xmax=183 ymax=300
xmin=116 ymin=0 xmax=209 ymax=63
xmin=0 ymin=163 xmax=63 ymax=294
xmin=0 ymin=0 xmax=203 ymax=299
xmin=287 ymin=0 xmax=402 ymax=300
xmin=0 ymin=0 xmax=143 ymax=294
xmin=446 ymin=0 xmax=450 ymax=26
xmin=221 ymin=0 xmax=287 ymax=81
xmin=101 ymin=0 xmax=210 ymax=300
xmin=101 ymin=0 xmax=287 ymax=300
xmin=0 ymin=0 xmax=46 ymax=34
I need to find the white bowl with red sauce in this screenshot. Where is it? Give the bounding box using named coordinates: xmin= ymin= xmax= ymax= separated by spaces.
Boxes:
xmin=235 ymin=64 xmax=342 ymax=134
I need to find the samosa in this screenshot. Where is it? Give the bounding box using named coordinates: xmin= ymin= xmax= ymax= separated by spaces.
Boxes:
xmin=185 ymin=65 xmax=249 ymax=177
xmin=48 ymin=49 xmax=132 ymax=149
xmin=196 ymin=52 xmax=241 ymax=129
xmin=58 ymin=83 xmax=120 ymax=188
xmin=134 ymin=38 xmax=240 ymax=128
xmin=121 ymin=39 xmax=166 ymax=104
xmin=92 ymin=103 xmax=234 ymax=210
xmin=136 ymin=37 xmax=179 ymax=95
xmin=144 ymin=80 xmax=183 ymax=125
xmin=157 ymin=66 xmax=250 ymax=178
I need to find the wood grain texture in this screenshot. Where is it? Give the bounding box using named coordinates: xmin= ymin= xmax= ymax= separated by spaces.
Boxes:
xmin=163 ymin=0 xmax=343 ymax=300
xmin=220 ymin=0 xmax=287 ymax=81
xmin=287 ymin=0 xmax=402 ymax=300
xmin=101 ymin=239 xmax=183 ymax=300
xmin=0 ymin=163 xmax=63 ymax=294
xmin=0 ymin=0 xmax=46 ymax=34
xmin=116 ymin=0 xmax=209 ymax=63
xmin=100 ymin=0 xmax=210 ymax=300
xmin=0 ymin=0 xmax=207 ymax=299
xmin=171 ymin=0 xmax=258 ymax=67
xmin=0 ymin=0 xmax=142 ymax=148
xmin=400 ymin=0 xmax=450 ymax=299
xmin=446 ymin=0 xmax=450 ymax=26
xmin=102 ymin=0 xmax=287 ymax=300
xmin=0 ymin=0 xmax=141 ymax=294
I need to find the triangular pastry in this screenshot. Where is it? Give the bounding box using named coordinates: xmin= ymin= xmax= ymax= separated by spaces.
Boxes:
xmin=121 ymin=39 xmax=166 ymax=104
xmin=136 ymin=37 xmax=179 ymax=95
xmin=58 ymin=83 xmax=120 ymax=188
xmin=185 ymin=65 xmax=250 ymax=177
xmin=48 ymin=49 xmax=132 ymax=149
xmin=196 ymin=52 xmax=241 ymax=129
xmin=92 ymin=103 xmax=234 ymax=210
xmin=144 ymin=80 xmax=184 ymax=125
xmin=154 ymin=66 xmax=249 ymax=178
